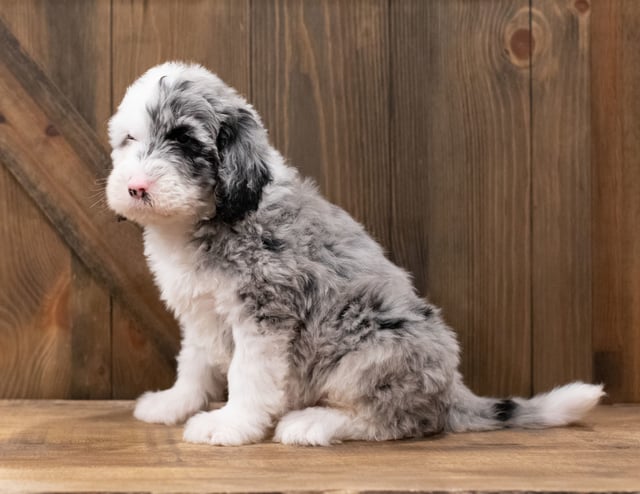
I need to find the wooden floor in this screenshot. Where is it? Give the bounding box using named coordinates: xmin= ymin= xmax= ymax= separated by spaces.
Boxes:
xmin=0 ymin=401 xmax=638 ymax=493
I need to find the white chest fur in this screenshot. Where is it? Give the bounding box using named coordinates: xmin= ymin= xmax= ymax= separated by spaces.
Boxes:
xmin=143 ymin=224 xmax=238 ymax=369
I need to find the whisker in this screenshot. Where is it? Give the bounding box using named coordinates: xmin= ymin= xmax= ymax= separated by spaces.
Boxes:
xmin=88 ymin=194 xmax=107 ymax=206
xmin=89 ymin=196 xmax=109 ymax=210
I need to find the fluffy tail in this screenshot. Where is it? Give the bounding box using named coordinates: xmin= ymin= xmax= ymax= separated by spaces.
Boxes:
xmin=446 ymin=376 xmax=605 ymax=433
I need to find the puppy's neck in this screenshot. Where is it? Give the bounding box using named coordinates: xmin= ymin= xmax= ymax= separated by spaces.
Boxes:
xmin=143 ymin=221 xmax=195 ymax=249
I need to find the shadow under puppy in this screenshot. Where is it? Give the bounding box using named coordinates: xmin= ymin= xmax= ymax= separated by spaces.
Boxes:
xmin=106 ymin=62 xmax=603 ymax=446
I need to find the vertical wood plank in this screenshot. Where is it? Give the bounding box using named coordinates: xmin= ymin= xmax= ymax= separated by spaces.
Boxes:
xmin=69 ymin=257 xmax=110 ymax=398
xmin=110 ymin=303 xmax=175 ymax=399
xmin=0 ymin=20 xmax=181 ymax=401
xmin=0 ymin=165 xmax=72 ymax=398
xmin=390 ymin=0 xmax=532 ymax=397
xmin=112 ymin=0 xmax=250 ymax=102
xmin=0 ymin=0 xmax=112 ymax=142
xmin=531 ymin=0 xmax=592 ymax=392
xmin=111 ymin=0 xmax=250 ymax=397
xmin=0 ymin=0 xmax=112 ymax=398
xmin=251 ymin=0 xmax=391 ymax=247
xmin=591 ymin=0 xmax=640 ymax=402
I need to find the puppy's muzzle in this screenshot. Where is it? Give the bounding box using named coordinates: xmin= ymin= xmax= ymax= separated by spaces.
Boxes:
xmin=127 ymin=175 xmax=153 ymax=200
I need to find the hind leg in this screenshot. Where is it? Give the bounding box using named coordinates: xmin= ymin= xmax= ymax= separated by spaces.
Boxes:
xmin=274 ymin=407 xmax=370 ymax=446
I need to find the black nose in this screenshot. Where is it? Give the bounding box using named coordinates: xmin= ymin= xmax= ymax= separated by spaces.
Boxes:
xmin=128 ymin=187 xmax=147 ymax=199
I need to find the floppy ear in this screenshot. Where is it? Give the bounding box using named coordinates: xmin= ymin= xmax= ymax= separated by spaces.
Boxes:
xmin=214 ymin=107 xmax=272 ymax=224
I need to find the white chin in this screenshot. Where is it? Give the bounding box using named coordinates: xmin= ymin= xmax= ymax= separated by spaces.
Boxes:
xmin=107 ymin=199 xmax=154 ymax=226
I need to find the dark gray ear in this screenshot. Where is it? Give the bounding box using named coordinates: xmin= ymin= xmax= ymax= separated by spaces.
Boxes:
xmin=215 ymin=107 xmax=272 ymax=224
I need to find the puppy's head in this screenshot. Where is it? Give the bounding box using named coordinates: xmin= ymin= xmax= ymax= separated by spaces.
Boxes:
xmin=107 ymin=62 xmax=271 ymax=226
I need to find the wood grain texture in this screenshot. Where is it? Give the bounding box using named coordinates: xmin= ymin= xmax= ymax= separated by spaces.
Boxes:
xmin=111 ymin=0 xmax=250 ymax=103
xmin=0 ymin=0 xmax=639 ymax=402
xmin=591 ymin=0 xmax=640 ymax=401
xmin=531 ymin=0 xmax=592 ymax=392
xmin=69 ymin=256 xmax=111 ymax=399
xmin=110 ymin=0 xmax=250 ymax=398
xmin=0 ymin=400 xmax=637 ymax=493
xmin=112 ymin=303 xmax=175 ymax=400
xmin=251 ymin=0 xmax=391 ymax=246
xmin=0 ymin=166 xmax=72 ymax=398
xmin=0 ymin=0 xmax=113 ymax=398
xmin=0 ymin=18 xmax=179 ymax=386
xmin=0 ymin=0 xmax=112 ymax=141
xmin=390 ymin=1 xmax=532 ymax=397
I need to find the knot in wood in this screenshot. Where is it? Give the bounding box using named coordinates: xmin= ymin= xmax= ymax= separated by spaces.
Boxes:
xmin=45 ymin=124 xmax=60 ymax=137
xmin=510 ymin=28 xmax=532 ymax=62
xmin=575 ymin=0 xmax=590 ymax=14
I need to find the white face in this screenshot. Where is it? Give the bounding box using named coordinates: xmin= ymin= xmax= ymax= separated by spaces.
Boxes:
xmin=106 ymin=63 xmax=221 ymax=226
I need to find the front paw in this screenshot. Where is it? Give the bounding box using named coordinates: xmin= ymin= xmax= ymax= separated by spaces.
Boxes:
xmin=134 ymin=389 xmax=206 ymax=425
xmin=183 ymin=407 xmax=267 ymax=445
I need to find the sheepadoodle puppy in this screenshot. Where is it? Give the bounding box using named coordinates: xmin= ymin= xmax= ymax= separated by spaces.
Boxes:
xmin=106 ymin=62 xmax=603 ymax=446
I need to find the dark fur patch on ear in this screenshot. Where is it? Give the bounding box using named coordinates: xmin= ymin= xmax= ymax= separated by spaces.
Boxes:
xmin=216 ymin=119 xmax=236 ymax=151
xmin=215 ymin=107 xmax=272 ymax=224
xmin=216 ymin=162 xmax=271 ymax=223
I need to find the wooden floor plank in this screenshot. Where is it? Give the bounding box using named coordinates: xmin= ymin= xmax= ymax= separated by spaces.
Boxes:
xmin=0 ymin=401 xmax=637 ymax=493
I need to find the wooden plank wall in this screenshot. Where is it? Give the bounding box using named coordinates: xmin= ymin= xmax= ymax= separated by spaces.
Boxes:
xmin=0 ymin=0 xmax=638 ymax=402
xmin=531 ymin=1 xmax=592 ymax=394
xmin=389 ymin=0 xmax=532 ymax=397
xmin=591 ymin=0 xmax=640 ymax=403
xmin=0 ymin=0 xmax=112 ymax=398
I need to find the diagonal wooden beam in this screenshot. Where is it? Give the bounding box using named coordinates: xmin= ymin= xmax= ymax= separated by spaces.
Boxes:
xmin=0 ymin=18 xmax=179 ymax=365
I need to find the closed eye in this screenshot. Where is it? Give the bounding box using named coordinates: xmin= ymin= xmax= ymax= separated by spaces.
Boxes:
xmin=121 ymin=134 xmax=137 ymax=146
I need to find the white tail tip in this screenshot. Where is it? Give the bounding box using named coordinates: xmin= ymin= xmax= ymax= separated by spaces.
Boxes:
xmin=516 ymin=382 xmax=605 ymax=428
